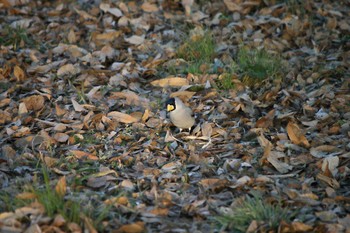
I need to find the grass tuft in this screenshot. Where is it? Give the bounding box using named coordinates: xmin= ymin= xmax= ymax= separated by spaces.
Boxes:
xmin=176 ymin=32 xmax=215 ymax=74
xmin=216 ymin=73 xmax=236 ymax=90
xmin=237 ymin=46 xmax=282 ymax=86
xmin=0 ymin=26 xmax=34 ymax=49
xmin=216 ymin=193 xmax=293 ymax=232
xmin=31 ymin=166 xmax=82 ymax=223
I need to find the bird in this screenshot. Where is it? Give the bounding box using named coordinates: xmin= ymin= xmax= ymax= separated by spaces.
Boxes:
xmin=166 ymin=97 xmax=195 ymax=132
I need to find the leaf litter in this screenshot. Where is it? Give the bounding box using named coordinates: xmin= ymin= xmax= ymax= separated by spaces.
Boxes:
xmin=0 ymin=0 xmax=350 ymax=232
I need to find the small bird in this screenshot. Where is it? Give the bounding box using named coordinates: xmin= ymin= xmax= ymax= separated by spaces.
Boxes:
xmin=166 ymin=97 xmax=195 ymax=132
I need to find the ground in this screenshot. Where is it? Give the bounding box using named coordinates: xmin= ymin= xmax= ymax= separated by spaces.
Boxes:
xmin=0 ymin=0 xmax=349 ymax=232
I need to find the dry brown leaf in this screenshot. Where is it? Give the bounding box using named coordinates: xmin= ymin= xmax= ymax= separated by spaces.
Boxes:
xmin=15 ymin=135 xmax=44 ymax=148
xmin=108 ymin=111 xmax=139 ymax=124
xmin=162 ymin=161 xmax=181 ymax=171
xmin=124 ymin=35 xmax=145 ymax=45
xmin=316 ymin=173 xmax=340 ymax=189
xmin=255 ymin=109 xmax=275 ymax=128
xmin=43 ymin=156 xmax=58 ymax=167
xmin=310 ymin=145 xmax=342 ymax=158
xmin=68 ymin=28 xmax=76 ymax=43
xmin=57 ymin=63 xmax=79 ymax=76
xmin=267 ymin=151 xmax=293 ymax=174
xmin=199 ymin=178 xmax=230 ymax=192
xmin=81 ymin=214 xmax=98 ymax=233
xmin=16 ymin=192 xmax=37 ymax=200
xmin=322 ymin=156 xmax=339 ymax=177
xmin=223 ymin=0 xmax=242 ymax=12
xmin=141 ymin=2 xmax=158 ymax=12
xmin=290 ymin=222 xmax=313 ymax=232
xmin=110 ymin=91 xmax=150 ymax=108
xmin=13 ymin=65 xmax=26 ymax=81
xmin=74 ymin=7 xmax=96 ymax=20
xmin=71 ymin=98 xmax=87 ymax=112
xmin=151 ymin=77 xmax=189 ymax=87
xmin=87 ymin=176 xmax=108 ymax=188
xmin=201 ymin=122 xmax=213 ymax=138
xmin=286 ymin=122 xmax=310 ymax=148
xmin=22 ymin=95 xmax=45 ymax=111
xmin=55 ymin=176 xmax=67 ymax=197
xmin=53 ymin=132 xmax=69 ymax=142
xmin=170 ymin=91 xmax=196 ymax=99
xmin=116 ymin=221 xmax=145 ymax=233
xmin=70 ymin=150 xmax=99 ymax=161
xmin=145 ymin=118 xmax=162 ymax=128
xmin=105 ymin=196 xmax=129 ymax=206
xmin=52 ymin=214 xmax=66 ymax=227
xmin=0 ymin=110 xmax=11 ymax=124
xmin=149 ymin=207 xmax=169 ymax=216
xmin=142 ymin=108 xmax=150 ymax=122
xmin=100 ymin=3 xmax=123 ymax=17
xmin=257 ymin=132 xmax=272 ymax=148
xmin=120 ymin=179 xmax=135 ymax=191
xmin=0 ymin=98 xmax=10 ymax=108
xmin=93 ymin=31 xmax=121 ymax=43
xmin=182 ymin=0 xmax=193 ymax=16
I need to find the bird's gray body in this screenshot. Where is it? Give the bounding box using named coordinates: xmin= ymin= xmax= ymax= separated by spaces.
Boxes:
xmin=169 ymin=97 xmax=195 ymax=130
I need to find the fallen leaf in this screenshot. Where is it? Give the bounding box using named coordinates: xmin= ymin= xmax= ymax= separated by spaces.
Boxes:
xmin=124 ymin=35 xmax=145 ymax=45
xmin=141 ymin=2 xmax=158 ymax=12
xmin=310 ymin=145 xmax=342 ymax=158
xmin=13 ymin=65 xmax=26 ymax=81
xmin=116 ymin=221 xmax=145 ymax=233
xmin=286 ymin=122 xmax=310 ymax=148
xmin=22 ymin=95 xmax=45 ymax=111
xmin=199 ymin=178 xmax=230 ymax=192
xmin=267 ymin=151 xmax=293 ymax=174
xmin=68 ymin=28 xmax=76 ymax=44
xmin=16 ymin=192 xmax=37 ymax=200
xmin=57 ymin=63 xmax=79 ymax=76
xmin=151 ymin=77 xmax=189 ymax=87
xmin=120 ymin=179 xmax=135 ymax=191
xmin=201 ymin=122 xmax=213 ymax=138
xmin=255 ymin=109 xmax=275 ymax=128
xmin=71 ymin=98 xmax=87 ymax=112
xmin=55 ymin=176 xmax=67 ymax=197
xmin=322 ymin=156 xmax=339 ymax=177
xmin=70 ymin=150 xmax=99 ymax=161
xmin=53 ymin=132 xmax=69 ymax=142
xmin=108 ymin=111 xmax=139 ymax=124
xmin=291 ymin=222 xmax=313 ymax=232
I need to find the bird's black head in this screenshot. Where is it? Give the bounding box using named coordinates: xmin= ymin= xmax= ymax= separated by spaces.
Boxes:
xmin=166 ymin=98 xmax=176 ymax=112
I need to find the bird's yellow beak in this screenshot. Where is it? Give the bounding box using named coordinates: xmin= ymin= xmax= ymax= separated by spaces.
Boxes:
xmin=167 ymin=104 xmax=175 ymax=112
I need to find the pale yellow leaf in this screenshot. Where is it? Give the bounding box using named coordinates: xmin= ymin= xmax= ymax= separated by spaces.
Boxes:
xmin=107 ymin=111 xmax=139 ymax=123
xmin=57 ymin=64 xmax=79 ymax=76
xmin=141 ymin=2 xmax=158 ymax=12
xmin=53 ymin=132 xmax=69 ymax=142
xmin=120 ymin=179 xmax=135 ymax=191
xmin=71 ymin=98 xmax=87 ymax=112
xmin=267 ymin=151 xmax=293 ymax=174
xmin=201 ymin=122 xmax=212 ymax=138
xmin=18 ymin=102 xmax=28 ymax=115
xmin=151 ymin=77 xmax=189 ymax=87
xmin=55 ymin=176 xmax=67 ymax=197
xmin=124 ymin=35 xmax=145 ymax=45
